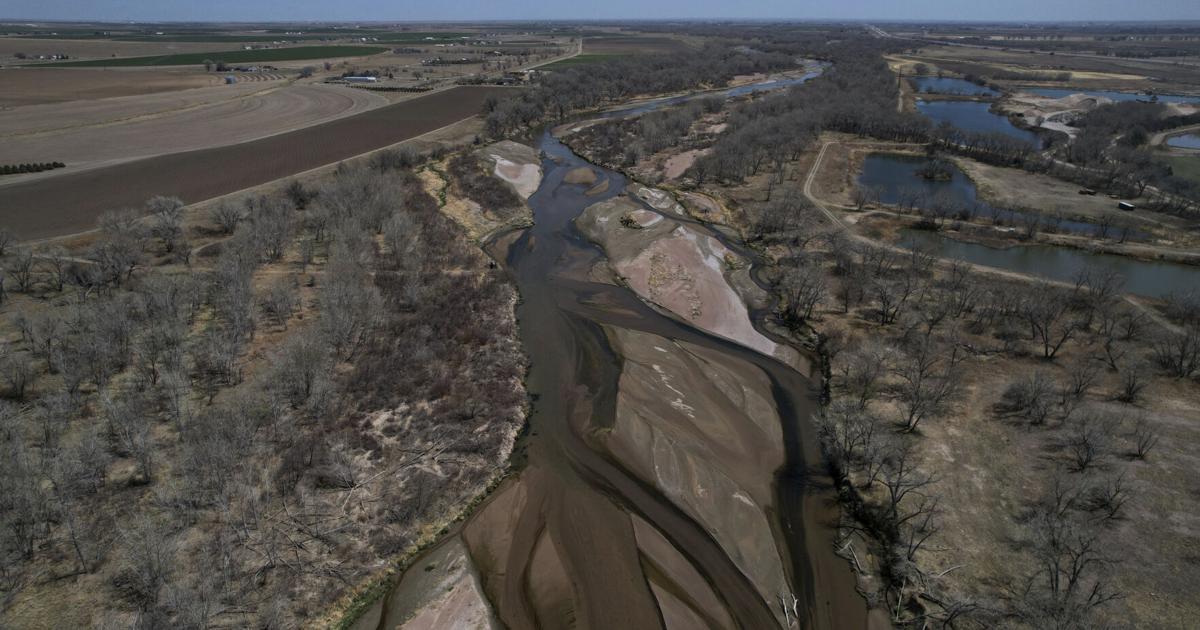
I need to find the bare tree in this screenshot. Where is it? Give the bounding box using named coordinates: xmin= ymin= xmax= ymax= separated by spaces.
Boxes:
xmin=9 ymin=247 xmax=36 ymax=292
xmin=259 ymin=276 xmax=298 ymax=329
xmin=118 ymin=514 xmax=176 ymax=610
xmin=999 ymin=370 xmax=1056 ymax=425
xmin=778 ymin=263 xmax=827 ymax=325
xmin=1151 ymin=325 xmax=1200 ymax=379
xmin=893 ymin=338 xmax=963 ymax=432
xmin=1129 ymin=414 xmax=1158 ymax=460
xmin=1021 ymin=283 xmax=1083 ymax=360
xmin=147 ymin=196 xmax=185 ymax=253
xmin=209 ymin=201 xmax=246 ymax=235
xmin=1065 ymin=411 xmax=1113 ymax=472
xmin=0 ymin=228 xmax=15 ymax=256
xmin=839 ymin=341 xmax=892 ymax=409
xmin=1114 ymin=360 xmax=1148 ymax=404
xmin=1058 ymin=358 xmax=1100 ymax=418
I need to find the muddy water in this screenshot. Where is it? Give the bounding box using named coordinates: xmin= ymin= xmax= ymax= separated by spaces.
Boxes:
xmin=361 ymin=84 xmax=868 ymax=630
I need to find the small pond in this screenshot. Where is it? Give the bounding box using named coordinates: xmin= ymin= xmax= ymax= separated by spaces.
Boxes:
xmin=1024 ymin=87 xmax=1200 ymax=104
xmin=1166 ymin=133 xmax=1200 ymax=150
xmin=910 ymin=76 xmax=998 ymax=97
xmin=899 ymin=229 xmax=1197 ymax=299
xmin=916 ymin=99 xmax=1043 ymax=148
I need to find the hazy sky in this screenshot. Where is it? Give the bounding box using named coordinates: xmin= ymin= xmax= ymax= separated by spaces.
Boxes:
xmin=3 ymin=0 xmax=1198 ymax=23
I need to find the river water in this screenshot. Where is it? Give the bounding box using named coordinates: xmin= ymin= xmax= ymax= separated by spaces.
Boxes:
xmin=358 ymin=73 xmax=868 ymax=629
xmin=1167 ymin=133 xmax=1200 ymax=150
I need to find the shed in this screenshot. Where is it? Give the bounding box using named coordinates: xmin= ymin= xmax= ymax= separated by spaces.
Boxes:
xmin=1118 ymin=201 xmax=1135 ymax=211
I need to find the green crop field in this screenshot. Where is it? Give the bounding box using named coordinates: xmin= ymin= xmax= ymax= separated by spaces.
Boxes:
xmin=46 ymin=45 xmax=388 ymax=67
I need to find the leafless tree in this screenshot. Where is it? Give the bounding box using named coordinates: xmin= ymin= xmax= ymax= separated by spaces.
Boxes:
xmin=1114 ymin=360 xmax=1148 ymax=404
xmin=779 ymin=262 xmax=827 ymax=325
xmin=117 ymin=514 xmax=176 ymax=610
xmin=0 ymin=228 xmax=15 ymax=256
xmin=9 ymin=247 xmax=36 ymax=292
xmin=839 ymin=341 xmax=893 ymax=409
xmin=1065 ymin=411 xmax=1113 ymax=472
xmin=259 ymin=276 xmax=298 ymax=329
xmin=999 ymin=370 xmax=1056 ymax=425
xmin=1151 ymin=325 xmax=1200 ymax=379
xmin=1058 ymin=358 xmax=1100 ymax=418
xmin=1021 ymin=283 xmax=1083 ymax=360
xmin=893 ymin=338 xmax=964 ymax=432
xmin=1129 ymin=414 xmax=1158 ymax=460
xmin=209 ymin=201 xmax=246 ymax=235
xmin=147 ymin=196 xmax=185 ymax=253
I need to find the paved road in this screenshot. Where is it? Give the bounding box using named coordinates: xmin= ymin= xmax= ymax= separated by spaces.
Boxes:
xmin=0 ymin=85 xmax=516 ymax=241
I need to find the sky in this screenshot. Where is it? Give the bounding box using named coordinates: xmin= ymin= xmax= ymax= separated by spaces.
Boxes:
xmin=2 ymin=0 xmax=1198 ymax=23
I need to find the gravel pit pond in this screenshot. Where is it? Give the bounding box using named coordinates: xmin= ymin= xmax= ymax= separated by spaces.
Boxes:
xmin=909 ymin=76 xmax=998 ymax=96
xmin=899 ymin=229 xmax=1199 ymax=299
xmin=1167 ymin=133 xmax=1200 ymax=150
xmin=858 ymin=153 xmax=1136 ymax=238
xmin=915 ymin=99 xmax=1044 ymax=148
xmin=354 ymin=73 xmax=877 ymax=630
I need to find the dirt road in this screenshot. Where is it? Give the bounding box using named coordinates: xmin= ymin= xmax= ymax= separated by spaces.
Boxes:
xmin=0 ymin=86 xmax=518 ymax=240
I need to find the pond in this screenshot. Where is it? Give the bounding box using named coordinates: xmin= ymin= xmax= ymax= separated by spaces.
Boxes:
xmin=1023 ymin=87 xmax=1200 ymax=104
xmin=899 ymin=229 xmax=1197 ymax=299
xmin=910 ymin=76 xmax=998 ymax=97
xmin=1167 ymin=133 xmax=1200 ymax=150
xmin=858 ymin=153 xmax=1131 ymax=237
xmin=916 ymin=99 xmax=1043 ymax=148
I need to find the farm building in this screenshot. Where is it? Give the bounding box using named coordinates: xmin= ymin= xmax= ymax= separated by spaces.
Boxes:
xmin=344 ymin=76 xmax=379 ymax=83
xmin=1118 ymin=201 xmax=1135 ymax=211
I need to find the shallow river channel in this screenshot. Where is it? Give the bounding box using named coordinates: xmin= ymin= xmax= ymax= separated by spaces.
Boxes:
xmin=354 ymin=76 xmax=872 ymax=629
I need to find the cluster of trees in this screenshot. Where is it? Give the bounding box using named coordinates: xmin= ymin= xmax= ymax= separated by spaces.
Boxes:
xmin=446 ymin=152 xmax=522 ymax=216
xmin=0 ymin=154 xmax=527 ymax=626
xmin=567 ymin=96 xmax=722 ymax=167
xmin=482 ymin=43 xmax=796 ymax=136
xmin=734 ymin=189 xmax=1183 ymax=626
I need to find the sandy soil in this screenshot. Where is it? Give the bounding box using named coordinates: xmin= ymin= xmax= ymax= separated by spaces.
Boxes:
xmin=0 ymin=85 xmax=516 ymax=240
xmin=477 ymin=140 xmax=542 ymax=200
xmin=359 ymin=538 xmax=500 ymax=630
xmin=662 ymin=148 xmax=709 ymax=180
xmin=0 ymin=66 xmax=224 ymax=106
xmin=563 ymin=166 xmax=597 ymax=185
xmin=575 ymin=195 xmax=794 ymax=364
xmin=603 ymin=327 xmax=793 ymax=627
xmin=0 ymin=83 xmax=388 ymax=174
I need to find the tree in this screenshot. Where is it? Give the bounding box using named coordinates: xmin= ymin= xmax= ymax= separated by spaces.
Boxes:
xmin=209 ymin=201 xmax=246 ymax=235
xmin=259 ymin=276 xmax=298 ymax=329
xmin=101 ymin=391 xmax=154 ymax=483
xmin=1021 ymin=283 xmax=1082 ymax=360
xmin=778 ymin=262 xmax=826 ymax=325
xmin=893 ymin=338 xmax=963 ymax=432
xmin=999 ymin=370 xmax=1057 ymax=425
xmin=8 ymin=247 xmax=36 ymax=292
xmin=1129 ymin=414 xmax=1158 ymax=460
xmin=147 ymin=196 xmax=185 ymax=253
xmin=117 ymin=514 xmax=176 ymax=610
xmin=41 ymin=246 xmax=71 ymax=292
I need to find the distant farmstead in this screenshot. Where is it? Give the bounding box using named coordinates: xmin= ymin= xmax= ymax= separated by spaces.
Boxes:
xmin=343 ymin=76 xmax=379 ymax=83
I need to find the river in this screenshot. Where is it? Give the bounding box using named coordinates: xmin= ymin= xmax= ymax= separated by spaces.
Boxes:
xmin=354 ymin=73 xmax=869 ymax=629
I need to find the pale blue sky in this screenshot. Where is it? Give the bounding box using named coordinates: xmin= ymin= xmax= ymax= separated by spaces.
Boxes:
xmin=2 ymin=0 xmax=1198 ymax=23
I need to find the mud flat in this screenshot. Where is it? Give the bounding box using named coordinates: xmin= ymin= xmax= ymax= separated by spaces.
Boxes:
xmin=0 ymin=85 xmax=515 ymax=240
xmin=477 ymin=140 xmax=542 ymax=200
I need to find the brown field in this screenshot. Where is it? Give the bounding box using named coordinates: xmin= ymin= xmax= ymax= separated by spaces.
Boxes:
xmin=0 ymin=37 xmax=234 ymax=62
xmin=0 ymin=66 xmax=226 ymax=106
xmin=0 ymin=80 xmax=288 ymax=136
xmin=0 ymin=83 xmax=389 ymax=173
xmin=584 ymin=35 xmax=691 ymax=55
xmin=0 ymin=85 xmax=518 ymax=240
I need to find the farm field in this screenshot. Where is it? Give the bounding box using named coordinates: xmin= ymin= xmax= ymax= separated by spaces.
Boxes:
xmin=46 ymin=44 xmax=388 ymax=67
xmin=0 ymin=85 xmax=515 ymax=239
xmin=0 ymin=83 xmax=389 ymax=174
xmin=0 ymin=37 xmax=237 ymax=62
xmin=0 ymin=67 xmax=224 ymax=106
